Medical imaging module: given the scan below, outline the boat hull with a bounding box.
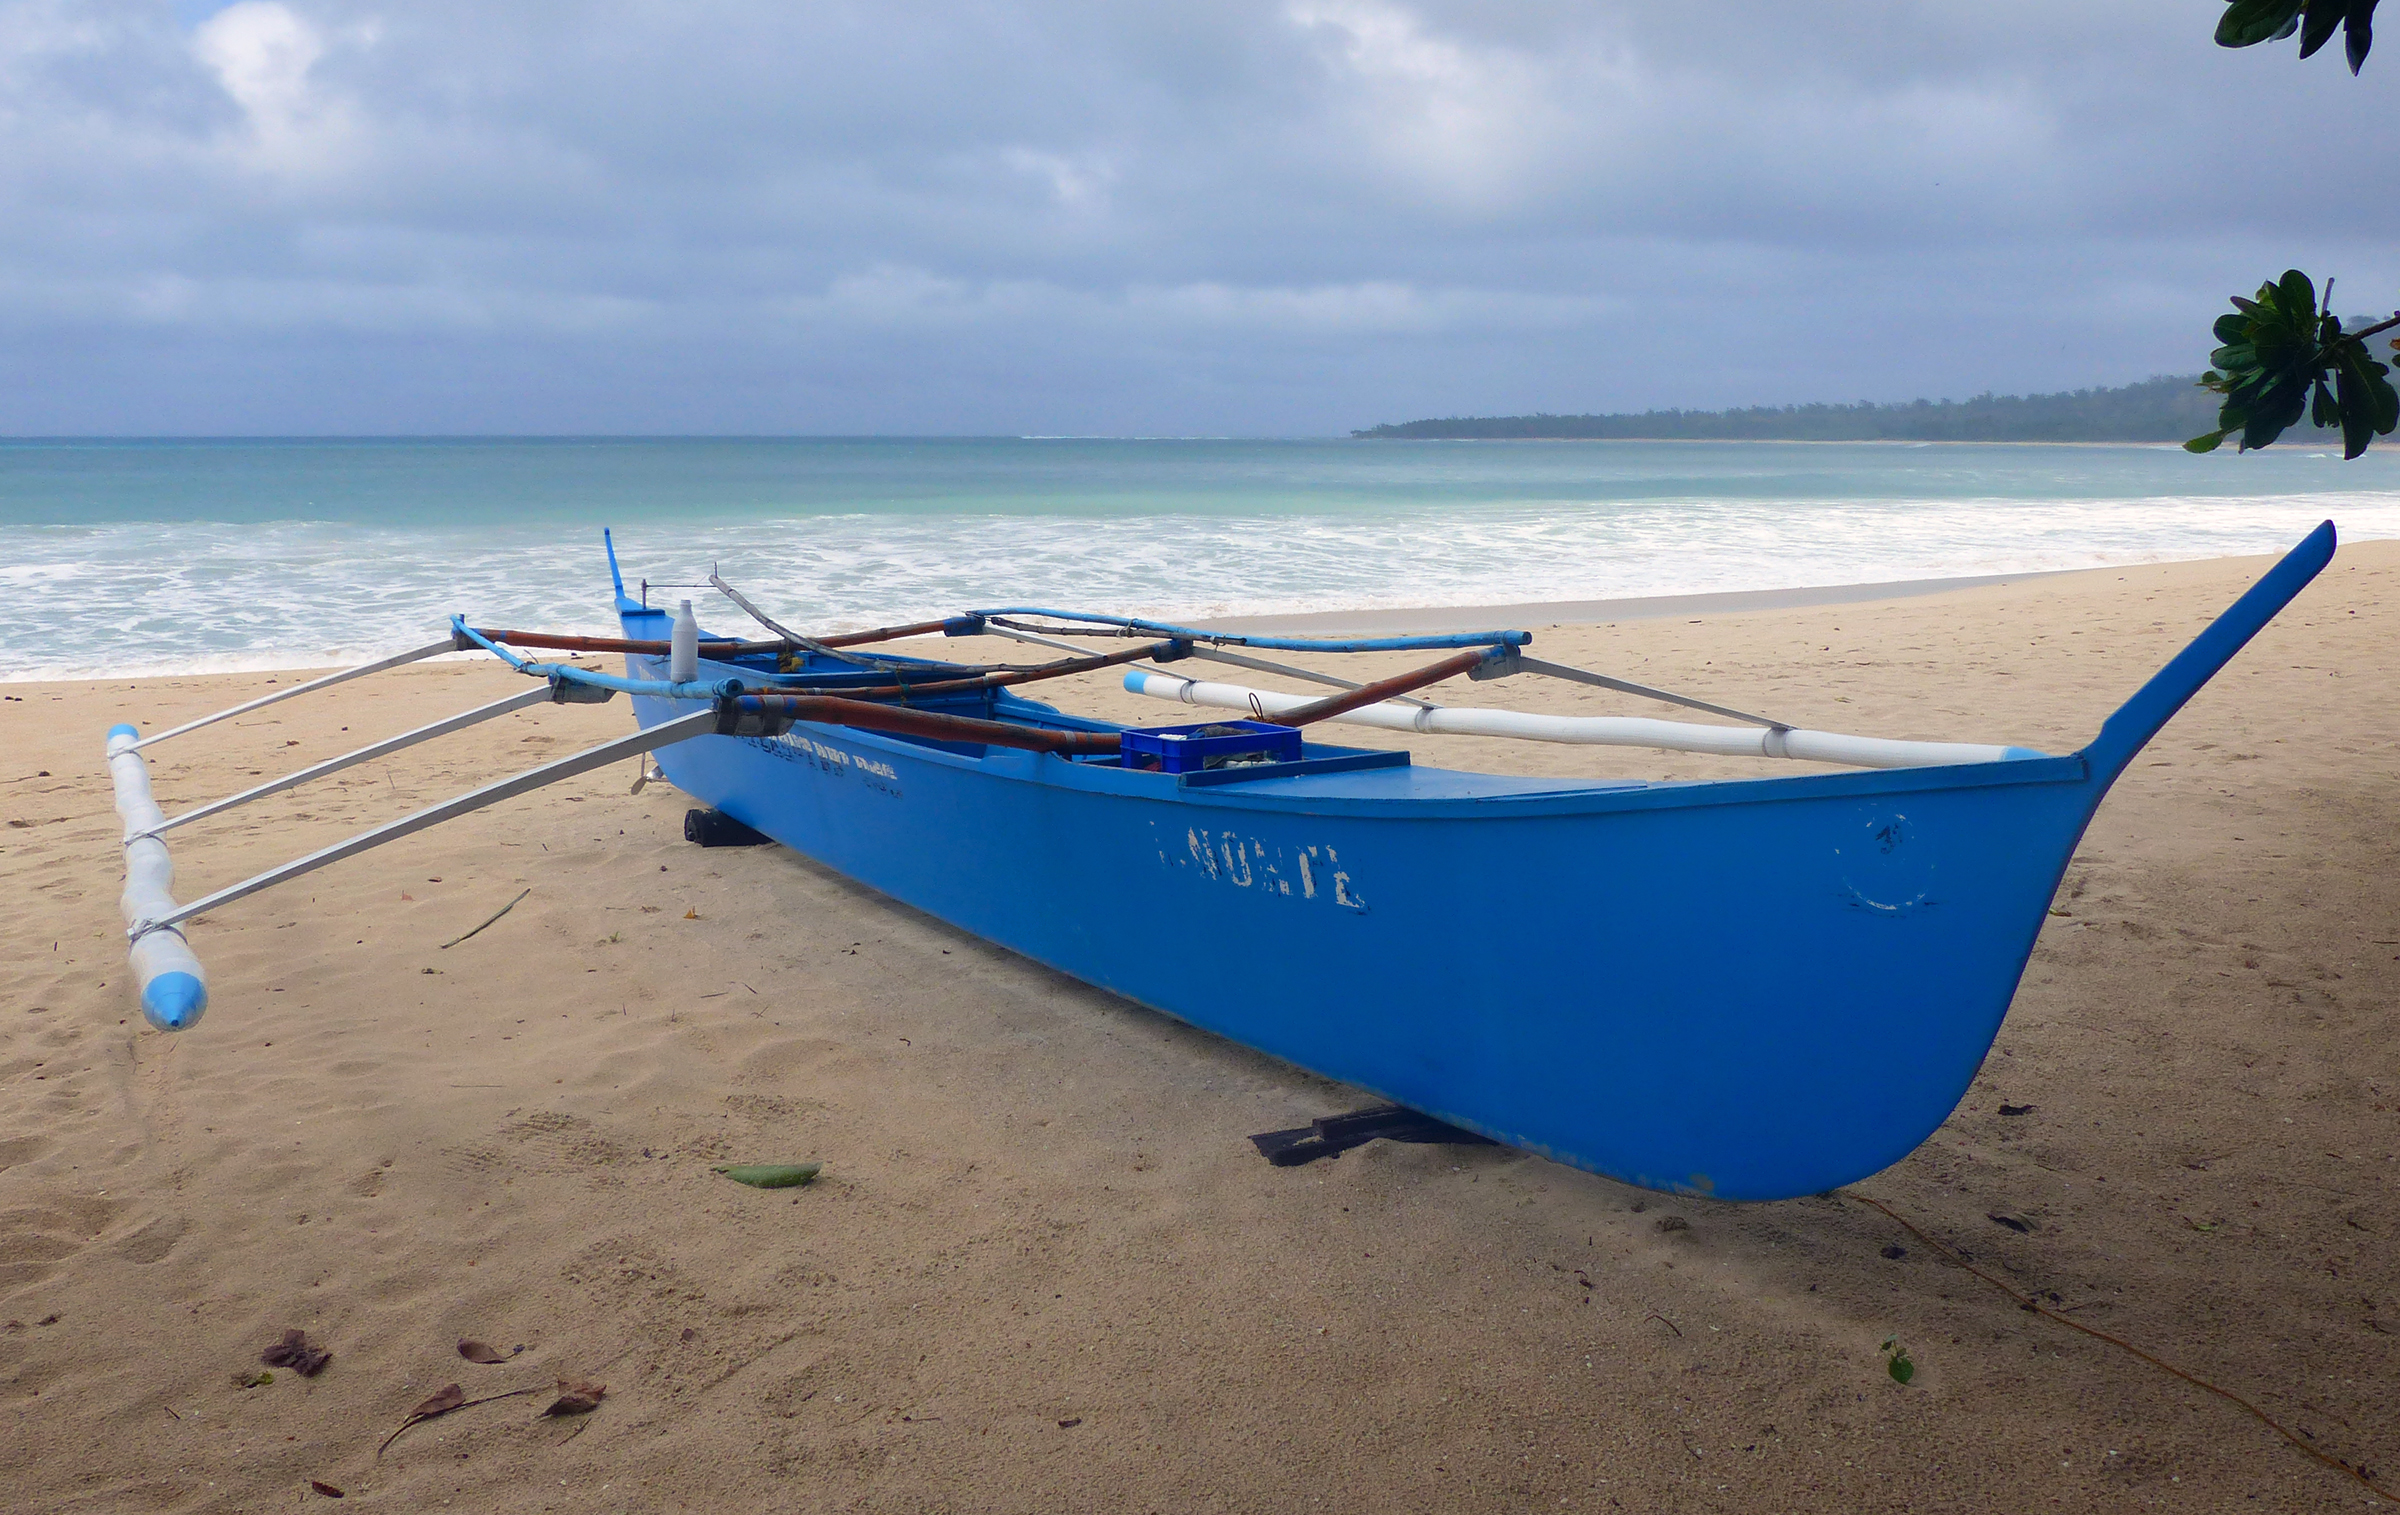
[628,679,2092,1200]
[614,521,2333,1201]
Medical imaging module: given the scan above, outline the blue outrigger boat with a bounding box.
[107,523,2337,1201]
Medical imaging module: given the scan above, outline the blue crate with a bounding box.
[1119,719,1303,774]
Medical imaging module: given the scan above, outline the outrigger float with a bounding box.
[107,522,2337,1200]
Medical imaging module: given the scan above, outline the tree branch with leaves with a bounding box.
[2216,0,2378,73]
[2187,273,2399,458]
[2193,0,2394,457]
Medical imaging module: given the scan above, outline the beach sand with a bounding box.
[3,542,2395,1512]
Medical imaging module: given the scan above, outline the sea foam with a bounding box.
[6,438,2396,681]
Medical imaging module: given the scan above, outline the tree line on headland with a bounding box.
[1361,4,2400,455]
[1351,374,2340,444]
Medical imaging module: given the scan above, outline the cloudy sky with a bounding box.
[3,1,2393,435]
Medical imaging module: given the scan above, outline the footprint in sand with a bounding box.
[0,1194,130,1294]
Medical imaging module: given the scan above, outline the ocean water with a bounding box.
[5,436,2397,681]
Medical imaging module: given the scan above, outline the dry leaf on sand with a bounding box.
[410,1384,466,1418]
[713,1162,821,1189]
[261,1328,331,1377]
[542,1377,607,1416]
[457,1339,508,1364]
[379,1382,489,1456]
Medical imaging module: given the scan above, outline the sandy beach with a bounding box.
[4,541,2396,1512]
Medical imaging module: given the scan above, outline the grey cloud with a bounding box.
[1,0,2392,433]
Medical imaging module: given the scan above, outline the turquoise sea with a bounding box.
[5,437,2397,681]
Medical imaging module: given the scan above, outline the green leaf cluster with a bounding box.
[2216,0,2378,73]
[2187,271,2400,459]
[1879,1336,1916,1385]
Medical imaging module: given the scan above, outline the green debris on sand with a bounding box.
[1881,1337,1917,1385]
[713,1163,823,1189]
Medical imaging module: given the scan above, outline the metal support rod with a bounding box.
[127,638,458,751]
[1183,645,1436,709]
[985,619,1147,640]
[977,620,1434,709]
[974,608,1531,655]
[128,711,719,941]
[137,685,558,841]
[975,621,1199,691]
[706,572,805,643]
[826,639,1186,702]
[1498,652,1791,730]
[476,628,782,657]
[1126,671,2035,769]
[976,621,1121,658]
[706,573,888,670]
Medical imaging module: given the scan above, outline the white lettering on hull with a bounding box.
[1160,823,1365,912]
[749,733,904,797]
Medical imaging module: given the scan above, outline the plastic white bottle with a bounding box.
[670,599,699,683]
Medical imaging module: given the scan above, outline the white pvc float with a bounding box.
[101,629,716,1035]
[122,710,718,979]
[106,724,209,1031]
[1123,671,2041,771]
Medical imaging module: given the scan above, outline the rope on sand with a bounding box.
[1844,1189,2396,1505]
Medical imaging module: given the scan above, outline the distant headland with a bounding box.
[1353,374,2230,443]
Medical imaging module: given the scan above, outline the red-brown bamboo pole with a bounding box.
[1261,648,1493,728]
[815,618,969,648]
[725,695,1120,755]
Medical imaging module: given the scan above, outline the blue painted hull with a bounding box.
[616,524,2336,1200]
